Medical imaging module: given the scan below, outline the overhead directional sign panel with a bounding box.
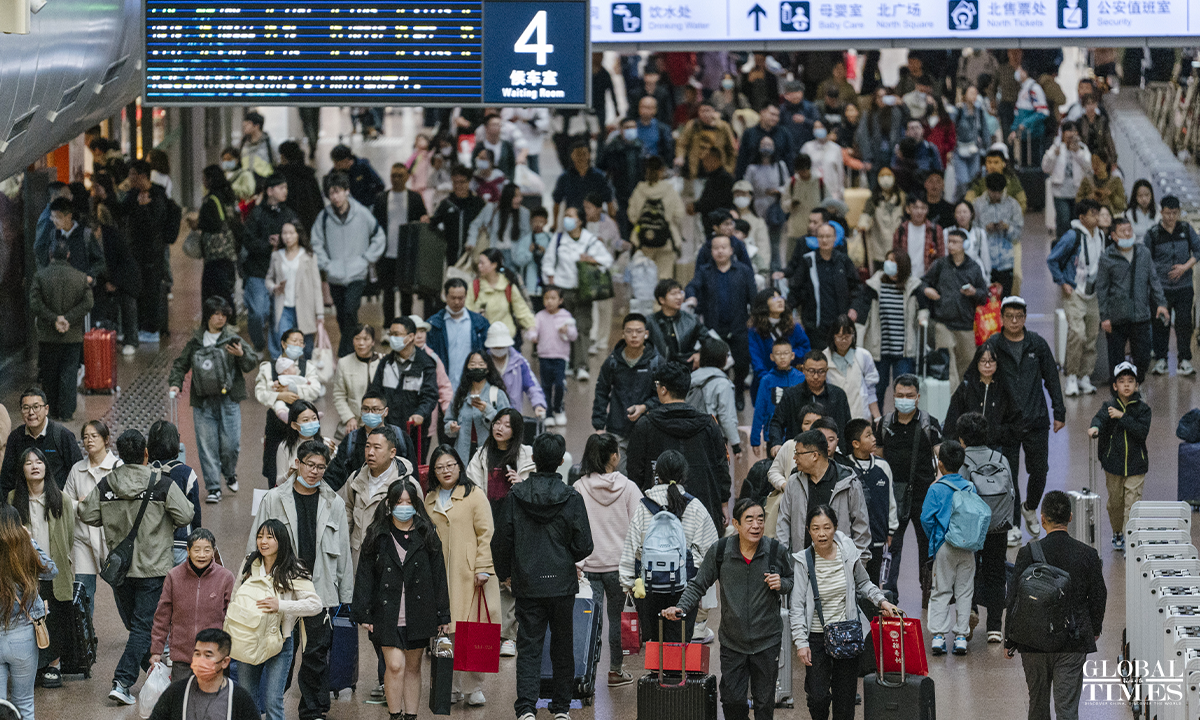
[145,0,589,106]
[590,0,1200,42]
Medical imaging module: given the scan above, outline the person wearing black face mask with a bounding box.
[444,352,512,464]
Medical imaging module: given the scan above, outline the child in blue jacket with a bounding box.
[920,440,979,657]
[751,338,804,450]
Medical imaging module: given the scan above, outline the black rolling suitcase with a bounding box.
[863,612,935,719]
[636,616,718,720]
[540,591,603,705]
[1012,127,1046,212]
[327,604,359,694]
[397,223,448,297]
[58,581,98,678]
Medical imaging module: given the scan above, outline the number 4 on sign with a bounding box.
[514,10,553,66]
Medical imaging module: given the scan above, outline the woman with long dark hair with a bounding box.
[188,164,241,317]
[467,184,531,270]
[273,400,332,487]
[445,352,511,462]
[748,288,811,401]
[265,221,323,359]
[424,445,502,705]
[857,249,921,403]
[8,448,73,690]
[618,449,719,643]
[234,519,321,720]
[464,408,533,503]
[353,481,451,720]
[1125,178,1158,243]
[0,503,55,720]
[64,420,118,617]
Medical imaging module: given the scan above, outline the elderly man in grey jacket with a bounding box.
[247,440,353,720]
[312,171,386,356]
[1095,216,1168,382]
[776,430,871,561]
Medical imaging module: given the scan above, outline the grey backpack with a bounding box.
[961,447,1014,533]
[190,343,234,398]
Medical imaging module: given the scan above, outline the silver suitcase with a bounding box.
[1066,437,1101,550]
[775,605,792,707]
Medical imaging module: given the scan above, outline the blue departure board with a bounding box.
[145,0,588,107]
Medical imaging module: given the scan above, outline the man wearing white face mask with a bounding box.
[800,121,845,201]
[369,316,440,454]
[1094,217,1168,383]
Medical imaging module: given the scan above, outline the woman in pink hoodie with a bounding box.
[575,433,643,688]
[149,528,235,681]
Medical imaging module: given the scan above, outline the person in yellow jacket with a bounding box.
[466,248,536,341]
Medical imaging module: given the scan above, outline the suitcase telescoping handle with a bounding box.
[657,613,687,688]
[1087,434,1096,494]
[875,610,908,689]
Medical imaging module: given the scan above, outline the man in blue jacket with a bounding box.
[920,440,979,657]
[686,234,757,411]
[425,278,489,393]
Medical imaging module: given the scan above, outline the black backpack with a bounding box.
[635,197,671,248]
[1006,540,1075,651]
[1177,408,1200,444]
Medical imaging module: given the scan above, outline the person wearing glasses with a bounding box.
[0,387,83,498]
[591,314,663,473]
[247,440,352,720]
[768,352,853,459]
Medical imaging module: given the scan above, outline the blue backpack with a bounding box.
[936,477,991,552]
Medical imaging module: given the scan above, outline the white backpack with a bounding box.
[225,572,286,665]
[639,496,695,594]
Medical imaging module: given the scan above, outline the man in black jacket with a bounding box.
[592,313,663,470]
[324,389,416,491]
[921,228,989,388]
[790,223,861,351]
[1006,491,1107,720]
[626,362,731,532]
[430,166,488,265]
[646,278,710,366]
[492,434,593,720]
[119,160,169,340]
[147,629,259,720]
[0,387,83,496]
[984,296,1066,545]
[769,351,852,456]
[368,317,439,454]
[242,174,301,353]
[372,163,430,326]
[690,146,735,219]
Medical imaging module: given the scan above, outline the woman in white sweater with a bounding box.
[330,324,382,441]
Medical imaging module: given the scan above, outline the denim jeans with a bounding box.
[1053,198,1075,242]
[0,623,37,720]
[112,576,165,688]
[952,153,981,200]
[193,397,242,493]
[539,358,567,414]
[268,305,315,361]
[244,276,272,352]
[585,571,626,673]
[329,280,366,357]
[238,635,295,720]
[874,355,915,405]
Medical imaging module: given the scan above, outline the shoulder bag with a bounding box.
[574,238,614,303]
[807,546,865,660]
[100,471,165,587]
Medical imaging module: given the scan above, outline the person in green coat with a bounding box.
[29,240,94,422]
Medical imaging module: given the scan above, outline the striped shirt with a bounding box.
[878,281,907,357]
[811,545,848,634]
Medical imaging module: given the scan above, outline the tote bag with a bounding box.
[453,587,501,673]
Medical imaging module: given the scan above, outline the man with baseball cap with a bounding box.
[984,296,1065,546]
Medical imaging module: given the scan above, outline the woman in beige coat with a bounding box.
[265,221,324,358]
[627,157,685,279]
[330,324,382,441]
[423,445,502,707]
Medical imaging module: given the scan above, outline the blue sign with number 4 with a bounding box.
[483,1,589,106]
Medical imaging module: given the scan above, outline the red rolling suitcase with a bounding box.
[83,328,117,394]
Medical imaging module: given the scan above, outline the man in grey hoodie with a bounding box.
[311,171,386,356]
[80,429,194,706]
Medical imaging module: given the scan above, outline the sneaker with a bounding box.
[1113,533,1125,551]
[138,330,160,344]
[226,478,239,493]
[953,635,968,655]
[500,639,517,657]
[1007,526,1023,547]
[1153,358,1169,375]
[518,714,536,720]
[543,415,557,428]
[122,344,136,356]
[1078,375,1097,394]
[1181,360,1196,376]
[987,631,1003,643]
[588,342,600,356]
[1022,505,1042,538]
[576,368,590,381]
[967,610,979,641]
[554,713,571,720]
[735,393,745,412]
[466,690,486,706]
[692,627,715,644]
[40,666,62,688]
[366,684,386,705]
[206,490,222,504]
[109,682,136,705]
[931,635,946,656]
[554,412,567,426]
[1063,374,1079,397]
[450,691,463,705]
[607,670,634,687]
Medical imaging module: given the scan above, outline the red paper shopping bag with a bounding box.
[453,588,501,673]
[974,284,1003,345]
[870,615,929,676]
[620,597,640,655]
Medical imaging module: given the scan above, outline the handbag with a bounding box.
[870,613,929,676]
[620,595,640,655]
[24,610,49,649]
[313,321,336,385]
[974,284,1003,345]
[445,250,475,286]
[452,587,501,673]
[765,162,789,227]
[807,547,865,660]
[100,471,165,587]
[575,236,614,302]
[428,633,454,716]
[182,230,203,260]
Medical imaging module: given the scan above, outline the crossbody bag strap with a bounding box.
[806,546,825,628]
[127,470,164,541]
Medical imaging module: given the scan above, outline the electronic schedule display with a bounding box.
[145,0,589,106]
